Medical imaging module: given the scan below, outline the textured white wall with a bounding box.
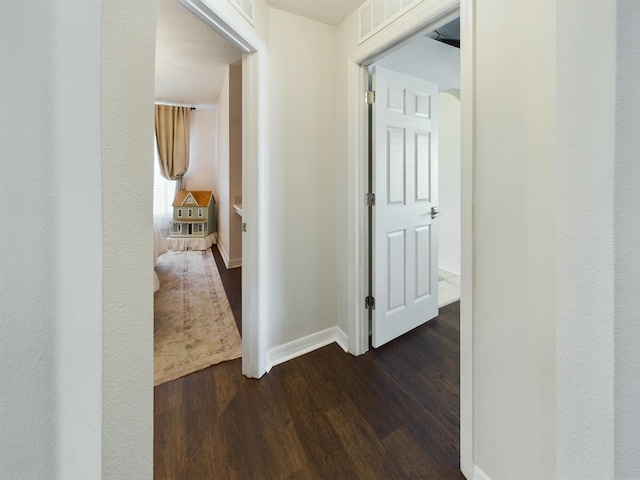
[613,2,640,476]
[557,1,640,478]
[473,1,557,478]
[0,2,103,478]
[1,1,157,478]
[265,9,339,347]
[102,1,157,478]
[556,3,614,477]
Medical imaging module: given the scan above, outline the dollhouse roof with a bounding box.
[172,190,213,207]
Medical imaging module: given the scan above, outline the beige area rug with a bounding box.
[154,249,242,386]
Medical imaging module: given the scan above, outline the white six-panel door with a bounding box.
[371,66,439,348]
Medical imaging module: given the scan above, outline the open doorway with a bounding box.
[365,20,461,347]
[345,4,473,476]
[152,0,245,386]
[152,0,268,381]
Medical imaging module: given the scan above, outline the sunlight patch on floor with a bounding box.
[438,268,460,307]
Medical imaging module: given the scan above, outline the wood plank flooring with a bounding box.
[211,245,242,335]
[155,293,463,479]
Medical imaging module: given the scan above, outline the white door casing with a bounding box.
[372,66,439,348]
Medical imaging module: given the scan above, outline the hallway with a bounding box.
[154,302,463,479]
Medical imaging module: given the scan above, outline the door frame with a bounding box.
[176,0,268,378]
[345,0,474,476]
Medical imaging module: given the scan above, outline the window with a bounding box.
[198,209,203,217]
[188,209,193,217]
[153,138,175,236]
[178,209,182,217]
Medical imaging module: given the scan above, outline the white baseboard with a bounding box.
[217,240,230,266]
[217,240,242,269]
[334,327,348,352]
[473,466,491,480]
[266,326,349,372]
[439,261,460,277]
[227,257,242,269]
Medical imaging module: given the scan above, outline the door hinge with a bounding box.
[364,192,375,206]
[242,222,247,232]
[364,90,376,104]
[365,296,376,309]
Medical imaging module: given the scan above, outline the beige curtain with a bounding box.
[154,105,191,191]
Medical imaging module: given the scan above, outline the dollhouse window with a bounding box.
[177,209,182,217]
[198,209,203,217]
[188,209,193,217]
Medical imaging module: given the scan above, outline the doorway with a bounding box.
[366,24,461,348]
[345,3,474,477]
[168,0,267,378]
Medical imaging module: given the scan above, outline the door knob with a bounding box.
[431,206,441,219]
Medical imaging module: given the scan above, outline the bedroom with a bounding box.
[152,0,245,381]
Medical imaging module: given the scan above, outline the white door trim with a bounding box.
[345,0,474,477]
[176,0,268,378]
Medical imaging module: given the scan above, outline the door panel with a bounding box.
[372,66,439,348]
[387,229,406,312]
[387,127,406,204]
[415,131,432,201]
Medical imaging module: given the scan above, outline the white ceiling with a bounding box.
[265,0,365,26]
[155,0,365,104]
[155,0,243,105]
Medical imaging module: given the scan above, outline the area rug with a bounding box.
[154,249,242,386]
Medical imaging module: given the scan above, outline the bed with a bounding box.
[153,226,168,292]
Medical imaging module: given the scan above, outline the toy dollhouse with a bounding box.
[169,190,217,239]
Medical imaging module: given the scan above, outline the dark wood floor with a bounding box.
[211,245,242,335]
[154,297,463,479]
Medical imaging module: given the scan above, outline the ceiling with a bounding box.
[155,0,457,105]
[155,0,365,105]
[155,0,243,104]
[265,0,365,26]
[427,17,460,48]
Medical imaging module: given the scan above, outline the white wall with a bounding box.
[217,67,231,259]
[1,1,156,479]
[265,9,339,348]
[375,36,460,92]
[215,65,243,267]
[0,2,103,478]
[102,1,157,479]
[556,1,640,478]
[613,2,640,476]
[438,91,461,275]
[184,107,218,192]
[472,1,557,478]
[229,65,243,265]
